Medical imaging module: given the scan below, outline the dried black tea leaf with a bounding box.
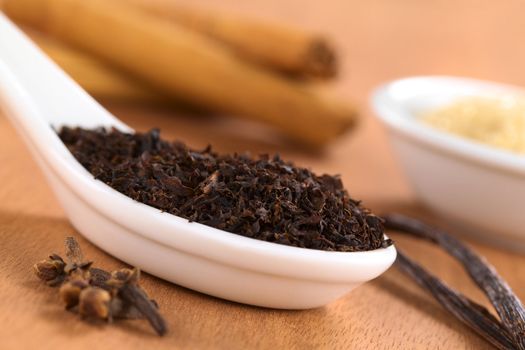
[58,127,392,252]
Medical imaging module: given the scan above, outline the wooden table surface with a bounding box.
[2,1,525,349]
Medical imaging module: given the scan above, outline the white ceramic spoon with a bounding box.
[0,14,396,309]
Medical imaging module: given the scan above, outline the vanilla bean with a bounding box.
[384,213,525,350]
[396,250,516,349]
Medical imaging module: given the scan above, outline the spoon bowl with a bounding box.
[0,14,396,309]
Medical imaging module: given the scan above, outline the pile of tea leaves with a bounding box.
[59,127,392,252]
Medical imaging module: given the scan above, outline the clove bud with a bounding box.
[33,254,66,286]
[78,287,112,320]
[59,278,89,309]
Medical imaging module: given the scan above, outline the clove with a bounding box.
[33,236,167,336]
[108,268,167,336]
[33,254,66,286]
[78,287,112,320]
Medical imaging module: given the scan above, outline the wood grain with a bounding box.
[1,0,525,349]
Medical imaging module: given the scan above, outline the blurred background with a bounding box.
[2,2,525,348]
[3,0,525,206]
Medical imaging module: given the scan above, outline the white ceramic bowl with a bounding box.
[372,76,525,252]
[0,14,396,309]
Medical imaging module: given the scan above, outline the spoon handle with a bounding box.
[0,13,127,130]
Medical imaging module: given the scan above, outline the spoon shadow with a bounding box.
[0,209,331,343]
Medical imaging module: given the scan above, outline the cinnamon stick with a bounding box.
[117,0,337,79]
[27,31,164,104]
[3,0,357,147]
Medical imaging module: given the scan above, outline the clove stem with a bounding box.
[65,236,84,265]
[118,283,167,336]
